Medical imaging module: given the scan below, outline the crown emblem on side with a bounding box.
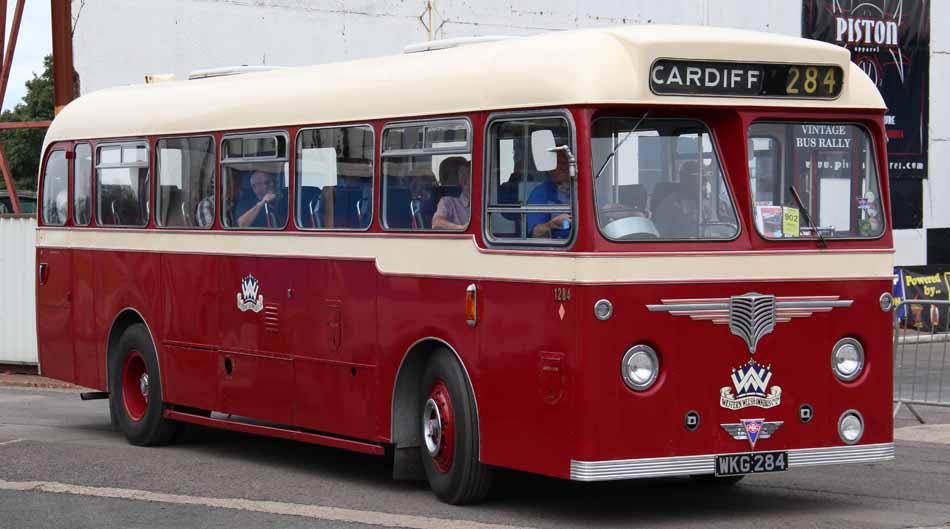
[647,293,852,354]
[237,274,264,313]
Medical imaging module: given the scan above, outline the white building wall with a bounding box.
[70,0,800,93]
[921,0,950,263]
[0,217,37,364]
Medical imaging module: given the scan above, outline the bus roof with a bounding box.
[45,25,883,146]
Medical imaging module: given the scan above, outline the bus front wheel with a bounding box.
[419,350,492,504]
[108,323,177,446]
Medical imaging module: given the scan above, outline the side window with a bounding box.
[296,125,373,230]
[156,136,215,229]
[486,116,573,243]
[41,150,68,226]
[221,133,289,230]
[381,120,471,231]
[73,144,92,226]
[96,142,150,227]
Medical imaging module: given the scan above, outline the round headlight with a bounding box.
[838,410,864,444]
[594,299,613,321]
[879,292,894,312]
[622,345,659,391]
[832,338,864,382]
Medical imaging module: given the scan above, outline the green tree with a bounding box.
[0,54,54,193]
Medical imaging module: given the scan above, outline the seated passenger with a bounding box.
[236,171,286,228]
[196,197,214,228]
[652,160,701,238]
[433,158,471,230]
[527,151,572,239]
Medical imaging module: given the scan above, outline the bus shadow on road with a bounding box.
[486,469,842,524]
[169,425,842,521]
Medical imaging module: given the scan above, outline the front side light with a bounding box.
[594,299,613,321]
[838,410,864,444]
[832,337,864,382]
[622,345,659,391]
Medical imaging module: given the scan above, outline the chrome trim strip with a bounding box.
[569,442,894,481]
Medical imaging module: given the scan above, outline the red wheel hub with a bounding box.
[424,380,455,473]
[121,350,149,422]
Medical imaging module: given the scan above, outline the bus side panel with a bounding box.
[377,274,478,445]
[160,253,219,409]
[36,247,75,383]
[71,249,101,390]
[216,255,295,425]
[293,259,378,441]
[476,279,576,479]
[94,251,164,391]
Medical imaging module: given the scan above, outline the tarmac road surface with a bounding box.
[1,385,949,529]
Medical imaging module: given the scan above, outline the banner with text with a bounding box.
[802,0,930,179]
[894,266,950,331]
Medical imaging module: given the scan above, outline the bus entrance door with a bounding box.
[36,248,74,381]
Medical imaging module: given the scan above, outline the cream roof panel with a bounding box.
[44,25,885,147]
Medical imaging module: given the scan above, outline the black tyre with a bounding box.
[108,323,177,446]
[420,350,492,504]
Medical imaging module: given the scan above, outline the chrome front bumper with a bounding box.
[570,442,895,481]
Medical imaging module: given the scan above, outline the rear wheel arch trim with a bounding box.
[106,307,163,399]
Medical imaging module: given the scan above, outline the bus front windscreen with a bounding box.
[591,118,739,241]
[748,122,884,239]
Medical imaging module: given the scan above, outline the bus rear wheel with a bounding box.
[419,350,492,504]
[108,323,177,446]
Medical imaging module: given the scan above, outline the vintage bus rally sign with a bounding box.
[650,59,843,98]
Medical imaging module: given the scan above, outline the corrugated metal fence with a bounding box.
[0,216,36,364]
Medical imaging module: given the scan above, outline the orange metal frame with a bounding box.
[0,0,73,214]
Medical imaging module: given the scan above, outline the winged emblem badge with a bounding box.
[647,292,852,354]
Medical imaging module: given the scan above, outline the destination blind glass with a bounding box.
[650,60,843,99]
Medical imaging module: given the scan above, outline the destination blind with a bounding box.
[650,59,844,99]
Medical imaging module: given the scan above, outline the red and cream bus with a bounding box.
[36,26,895,504]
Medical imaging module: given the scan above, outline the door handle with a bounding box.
[38,263,48,285]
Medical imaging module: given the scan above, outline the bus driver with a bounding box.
[237,171,285,228]
[527,150,572,239]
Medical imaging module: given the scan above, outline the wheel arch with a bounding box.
[106,307,161,395]
[390,337,480,453]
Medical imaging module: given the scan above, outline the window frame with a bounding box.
[746,120,886,242]
[482,109,577,248]
[40,148,69,226]
[590,116,741,243]
[219,130,291,231]
[95,139,150,228]
[154,134,216,230]
[293,123,375,232]
[380,117,474,232]
[72,143,93,226]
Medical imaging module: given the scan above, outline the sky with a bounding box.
[2,0,51,112]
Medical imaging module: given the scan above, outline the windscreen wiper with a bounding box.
[789,185,826,248]
[595,111,650,179]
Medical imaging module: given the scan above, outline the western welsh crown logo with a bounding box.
[720,359,782,410]
[237,274,264,313]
